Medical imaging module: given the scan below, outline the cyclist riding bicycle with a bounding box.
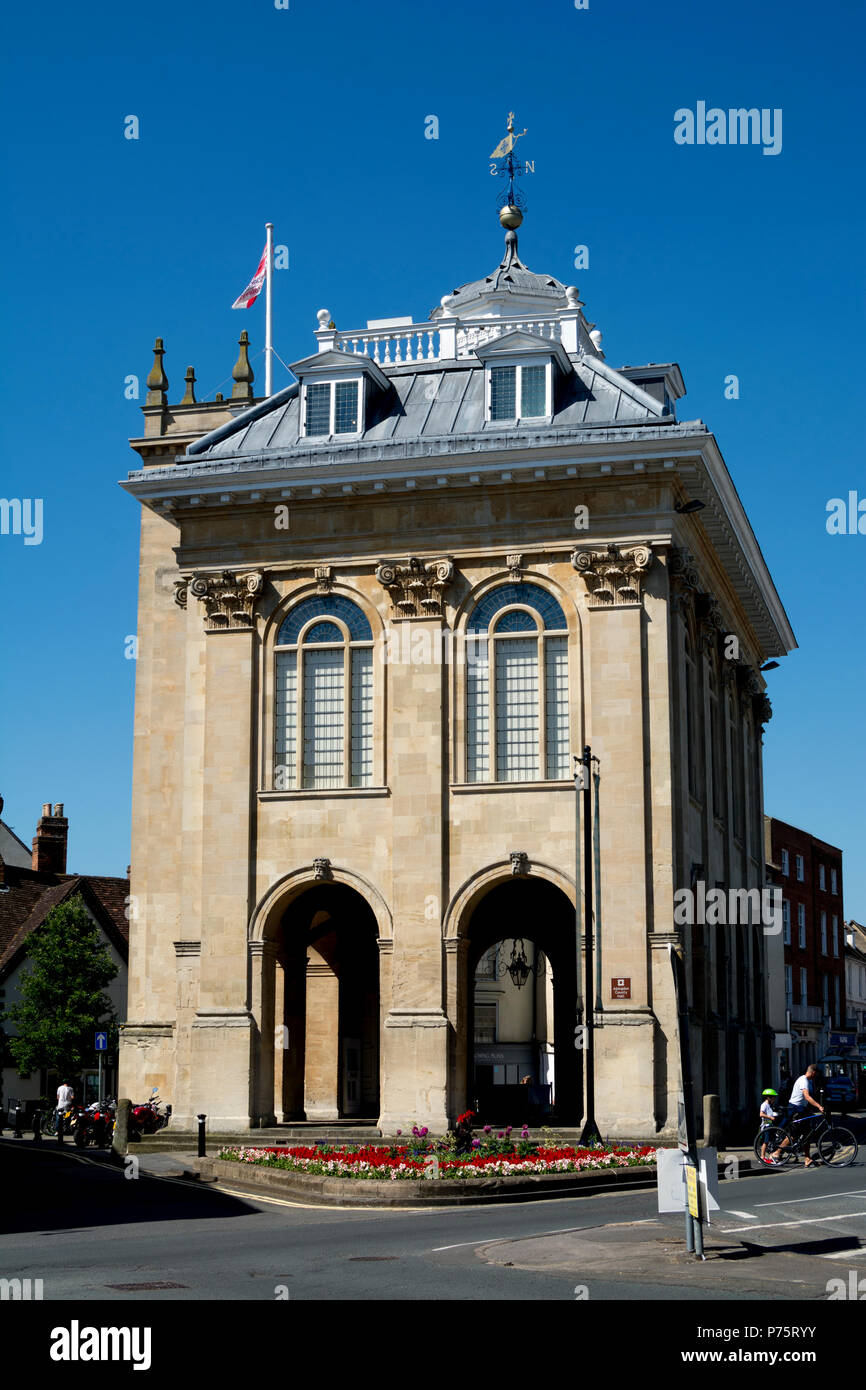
[771,1063,823,1167]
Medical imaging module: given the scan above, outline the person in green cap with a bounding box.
[758,1087,780,1164]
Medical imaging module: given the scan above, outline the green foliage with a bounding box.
[2,895,118,1079]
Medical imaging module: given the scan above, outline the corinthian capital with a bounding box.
[189,570,264,630]
[571,543,652,607]
[375,556,455,618]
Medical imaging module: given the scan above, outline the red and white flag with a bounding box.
[231,245,268,309]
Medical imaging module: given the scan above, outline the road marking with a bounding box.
[211,1183,411,1212]
[720,1211,866,1234]
[723,1210,757,1219]
[431,1218,659,1253]
[755,1188,866,1208]
[819,1248,866,1260]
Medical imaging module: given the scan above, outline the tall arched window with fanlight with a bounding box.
[274,595,373,790]
[465,583,570,783]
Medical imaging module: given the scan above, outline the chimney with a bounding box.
[32,801,68,874]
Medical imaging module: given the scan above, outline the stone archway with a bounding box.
[277,883,380,1121]
[249,872,387,1126]
[448,872,581,1125]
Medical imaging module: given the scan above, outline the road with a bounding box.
[2,1132,865,1302]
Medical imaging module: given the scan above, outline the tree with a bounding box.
[2,894,118,1080]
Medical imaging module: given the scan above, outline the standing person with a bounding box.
[56,1080,74,1137]
[772,1063,824,1167]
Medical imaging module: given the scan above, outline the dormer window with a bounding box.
[489,363,548,420]
[304,379,361,437]
[474,329,570,426]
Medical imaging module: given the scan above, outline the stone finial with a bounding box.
[375,556,455,618]
[146,337,169,406]
[572,543,653,607]
[181,365,197,405]
[232,330,255,401]
[215,392,224,402]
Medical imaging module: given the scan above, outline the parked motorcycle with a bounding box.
[129,1088,172,1141]
[74,1099,116,1148]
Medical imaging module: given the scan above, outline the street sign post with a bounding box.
[668,944,705,1259]
[95,1031,108,1104]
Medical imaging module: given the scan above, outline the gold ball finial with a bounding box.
[499,205,523,230]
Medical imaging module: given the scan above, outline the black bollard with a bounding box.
[197,1114,207,1158]
[13,1106,23,1139]
[32,1110,42,1144]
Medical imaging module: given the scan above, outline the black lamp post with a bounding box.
[575,745,601,1145]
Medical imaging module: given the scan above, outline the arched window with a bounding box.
[465,583,570,783]
[274,595,373,790]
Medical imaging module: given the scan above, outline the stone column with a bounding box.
[188,571,263,1132]
[250,940,278,1127]
[444,937,470,1121]
[304,947,340,1120]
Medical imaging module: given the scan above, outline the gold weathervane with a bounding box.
[490,111,527,160]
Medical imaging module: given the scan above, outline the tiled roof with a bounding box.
[0,868,130,976]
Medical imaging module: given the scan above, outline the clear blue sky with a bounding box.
[1,0,864,915]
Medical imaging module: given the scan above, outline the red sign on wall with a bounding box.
[611,977,631,999]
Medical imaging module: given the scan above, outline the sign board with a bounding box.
[829,1031,856,1049]
[774,1032,792,1048]
[94,1032,108,1052]
[685,1164,700,1219]
[656,1148,719,1216]
[611,977,631,999]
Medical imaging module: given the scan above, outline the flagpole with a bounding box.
[265,222,274,397]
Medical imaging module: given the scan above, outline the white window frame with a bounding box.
[800,967,808,1005]
[781,848,790,876]
[819,864,826,891]
[795,853,804,882]
[301,377,363,439]
[782,899,791,945]
[832,915,839,957]
[797,902,806,948]
[820,911,828,955]
[831,867,838,895]
[784,964,793,1005]
[273,614,374,790]
[485,358,552,423]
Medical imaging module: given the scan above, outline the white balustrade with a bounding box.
[333,315,568,365]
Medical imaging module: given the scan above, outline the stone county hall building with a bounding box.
[119,218,796,1139]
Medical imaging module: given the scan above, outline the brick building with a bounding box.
[765,815,845,1072]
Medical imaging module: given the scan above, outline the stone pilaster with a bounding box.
[378,614,449,1134]
[189,616,259,1131]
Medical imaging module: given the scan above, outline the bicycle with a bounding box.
[754,1110,858,1168]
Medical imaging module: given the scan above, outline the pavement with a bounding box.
[2,1121,864,1300]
